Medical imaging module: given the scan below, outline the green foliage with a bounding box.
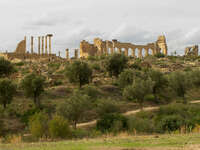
[123,78,154,108]
[118,69,134,88]
[48,115,71,139]
[148,70,168,103]
[90,62,101,72]
[52,80,63,86]
[0,79,16,108]
[96,99,120,117]
[65,61,92,88]
[21,73,45,108]
[187,70,200,87]
[20,107,40,125]
[105,54,128,78]
[29,112,48,139]
[14,61,25,66]
[127,116,154,133]
[154,53,165,58]
[168,71,191,103]
[0,57,15,77]
[96,113,128,133]
[57,91,91,129]
[82,85,100,100]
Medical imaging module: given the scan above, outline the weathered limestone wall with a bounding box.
[156,35,168,55]
[79,35,167,58]
[15,37,26,54]
[80,40,98,58]
[185,45,199,56]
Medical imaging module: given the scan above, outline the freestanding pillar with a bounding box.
[38,36,41,55]
[31,36,34,54]
[75,49,78,59]
[125,48,128,56]
[66,49,69,59]
[58,51,61,57]
[49,36,51,55]
[45,36,48,55]
[41,36,44,55]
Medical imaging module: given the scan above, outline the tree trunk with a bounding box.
[3,102,6,109]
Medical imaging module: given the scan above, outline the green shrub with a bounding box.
[20,108,41,125]
[118,69,134,88]
[128,116,154,133]
[96,113,128,133]
[154,53,165,58]
[48,116,71,139]
[15,61,25,66]
[91,63,101,71]
[82,85,100,100]
[53,80,63,86]
[28,112,48,139]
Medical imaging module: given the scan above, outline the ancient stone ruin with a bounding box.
[2,34,62,61]
[79,35,168,58]
[185,45,199,56]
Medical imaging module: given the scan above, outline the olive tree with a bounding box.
[0,79,16,108]
[123,78,154,109]
[0,57,15,77]
[21,73,45,108]
[105,54,128,78]
[57,90,91,129]
[65,61,92,88]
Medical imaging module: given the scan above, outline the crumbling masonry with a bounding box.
[79,35,168,58]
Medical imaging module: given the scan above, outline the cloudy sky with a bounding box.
[0,0,200,57]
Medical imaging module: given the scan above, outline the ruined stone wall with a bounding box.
[15,37,26,54]
[185,45,199,56]
[80,40,98,58]
[79,35,168,58]
[156,35,168,55]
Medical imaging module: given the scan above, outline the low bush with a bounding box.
[48,116,71,139]
[28,112,48,139]
[96,113,128,133]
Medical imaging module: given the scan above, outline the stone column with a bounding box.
[138,48,143,58]
[58,51,61,57]
[38,36,41,55]
[66,49,69,59]
[118,47,121,53]
[145,48,149,57]
[45,36,48,55]
[131,48,136,57]
[41,36,44,55]
[31,36,34,54]
[49,36,52,55]
[75,49,78,59]
[125,48,128,56]
[110,47,114,54]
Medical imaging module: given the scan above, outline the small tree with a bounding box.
[48,115,71,139]
[123,78,154,109]
[57,91,91,129]
[0,57,15,77]
[118,69,134,88]
[0,79,16,108]
[168,71,191,103]
[105,54,128,78]
[148,70,168,102]
[29,112,49,139]
[21,73,45,108]
[65,61,92,88]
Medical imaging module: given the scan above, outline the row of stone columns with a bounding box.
[65,49,79,59]
[30,34,53,55]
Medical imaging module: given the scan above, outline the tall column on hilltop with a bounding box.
[125,48,128,56]
[38,36,41,55]
[138,48,143,58]
[47,34,53,55]
[132,48,136,58]
[31,36,33,54]
[66,49,69,59]
[41,36,44,55]
[75,49,78,59]
[45,36,48,55]
[145,48,149,57]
